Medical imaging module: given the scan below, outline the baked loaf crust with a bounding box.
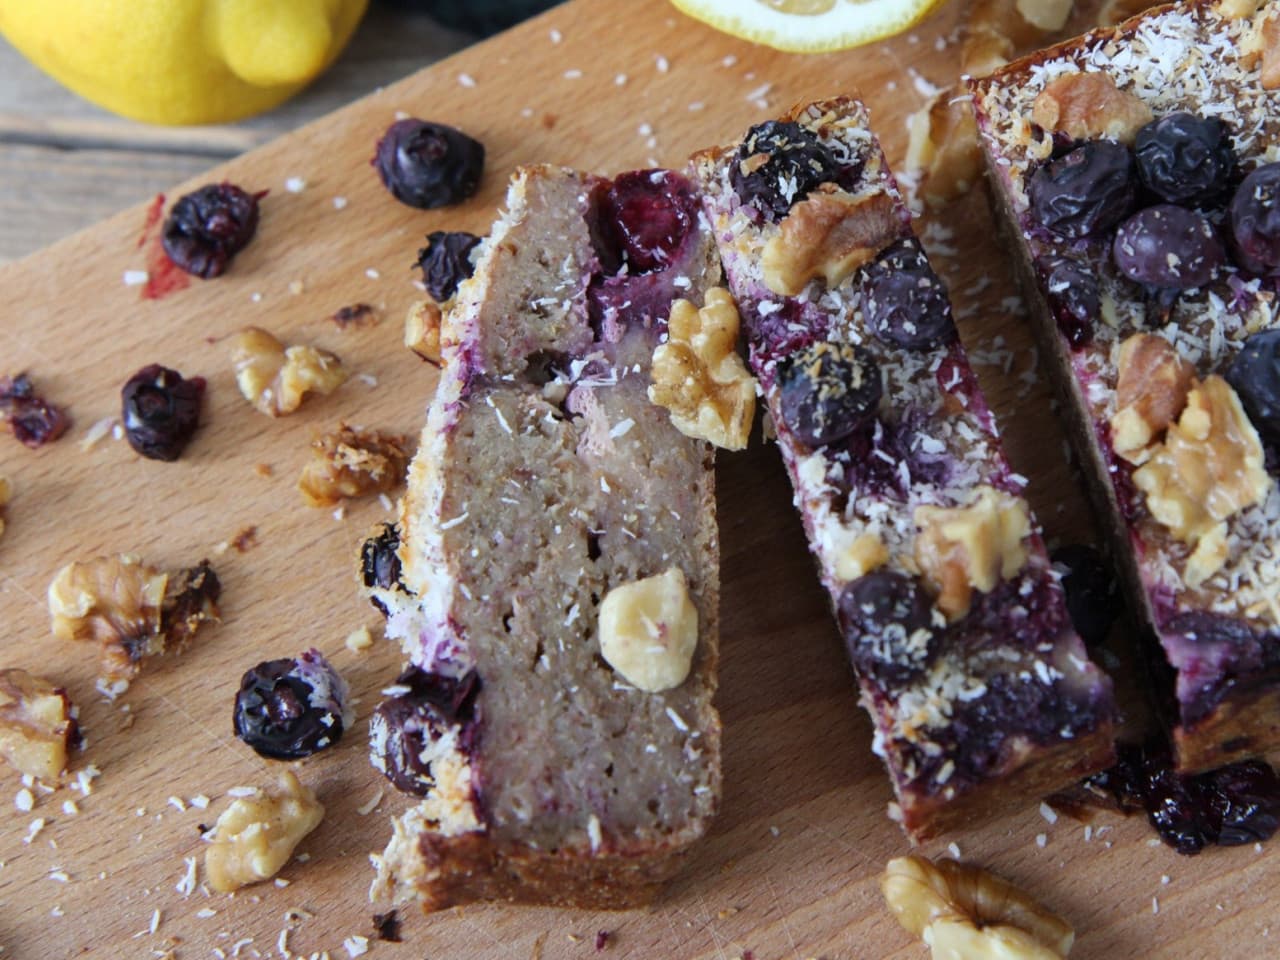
[366,164,723,909]
[691,97,1116,839]
[971,0,1280,772]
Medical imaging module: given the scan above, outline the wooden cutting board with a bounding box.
[1,1,1275,957]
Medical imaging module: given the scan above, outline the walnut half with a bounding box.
[298,423,412,508]
[649,288,756,450]
[0,668,77,782]
[231,326,348,417]
[205,771,324,893]
[1031,71,1153,144]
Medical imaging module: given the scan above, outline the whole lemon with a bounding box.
[0,0,370,126]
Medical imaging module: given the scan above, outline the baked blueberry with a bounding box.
[775,341,882,448]
[1134,112,1236,206]
[0,372,70,448]
[1037,256,1100,348]
[121,364,205,462]
[162,183,261,279]
[374,119,484,210]
[1206,760,1280,846]
[361,523,412,616]
[233,650,351,760]
[369,667,480,795]
[729,120,839,221]
[416,231,481,301]
[861,240,956,350]
[837,570,937,687]
[1112,204,1225,289]
[1225,330,1280,454]
[593,170,698,275]
[1229,162,1280,276]
[1027,140,1136,239]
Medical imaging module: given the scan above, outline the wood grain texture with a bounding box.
[0,1,1273,958]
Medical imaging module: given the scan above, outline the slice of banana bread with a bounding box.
[970,0,1280,773]
[691,97,1116,840]
[366,164,723,910]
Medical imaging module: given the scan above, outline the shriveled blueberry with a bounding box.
[1229,162,1280,275]
[776,341,882,448]
[860,240,956,350]
[593,169,698,275]
[837,570,937,687]
[729,120,839,220]
[0,372,70,448]
[233,650,351,760]
[361,523,412,616]
[162,183,261,279]
[1145,762,1214,854]
[1027,140,1136,239]
[373,119,484,209]
[1225,330,1280,453]
[369,667,480,795]
[1050,544,1119,648]
[416,231,481,301]
[1134,112,1236,206]
[1113,204,1225,289]
[1205,760,1280,846]
[1037,256,1100,348]
[121,364,205,462]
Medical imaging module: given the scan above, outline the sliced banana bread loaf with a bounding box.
[691,97,1117,839]
[366,164,723,909]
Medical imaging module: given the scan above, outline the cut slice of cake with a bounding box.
[365,163,723,909]
[691,97,1117,839]
[970,0,1280,773]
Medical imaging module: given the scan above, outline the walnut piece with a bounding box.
[1216,0,1263,20]
[598,567,698,693]
[1240,8,1280,88]
[882,856,1074,960]
[405,300,443,364]
[1100,0,1161,23]
[963,0,1056,76]
[0,668,77,782]
[48,555,220,694]
[1015,0,1072,31]
[298,423,412,508]
[834,530,890,581]
[205,771,324,893]
[761,189,901,296]
[230,326,348,417]
[0,473,9,540]
[1031,71,1153,144]
[906,92,985,209]
[914,486,1032,621]
[1133,375,1272,587]
[1110,333,1196,464]
[649,288,756,450]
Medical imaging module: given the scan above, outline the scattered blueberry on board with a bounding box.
[373,119,484,210]
[0,372,70,448]
[121,364,205,462]
[234,650,351,760]
[162,182,263,279]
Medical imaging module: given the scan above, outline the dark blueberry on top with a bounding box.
[1037,256,1100,348]
[373,118,484,210]
[121,364,205,462]
[775,341,882,449]
[860,240,956,351]
[162,183,261,279]
[729,120,839,221]
[1112,204,1225,289]
[1050,544,1119,649]
[1027,140,1136,240]
[369,666,480,795]
[592,169,698,275]
[0,372,70,448]
[1134,112,1236,207]
[1229,162,1280,276]
[1225,330,1280,455]
[416,231,481,301]
[837,570,938,687]
[233,650,351,760]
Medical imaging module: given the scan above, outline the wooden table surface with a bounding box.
[2,2,1278,958]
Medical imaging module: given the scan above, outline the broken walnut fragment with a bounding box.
[48,554,221,694]
[882,855,1074,960]
[298,423,412,507]
[405,300,443,364]
[205,770,324,893]
[762,189,901,296]
[649,288,756,450]
[1031,71,1153,144]
[1110,332,1196,465]
[598,567,699,693]
[231,326,348,417]
[1239,6,1280,89]
[0,668,77,782]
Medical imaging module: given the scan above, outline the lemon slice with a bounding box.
[669,0,945,53]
